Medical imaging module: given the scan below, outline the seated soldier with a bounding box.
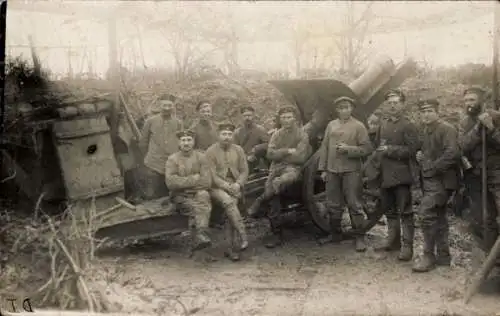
[165,130,213,251]
[248,105,311,248]
[206,122,249,258]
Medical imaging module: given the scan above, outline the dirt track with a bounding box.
[90,219,500,316]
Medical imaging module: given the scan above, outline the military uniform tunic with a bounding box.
[164,150,212,231]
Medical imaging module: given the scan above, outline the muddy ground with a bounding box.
[87,217,499,316]
[2,211,500,316]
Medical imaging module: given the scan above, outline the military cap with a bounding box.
[384,88,406,102]
[240,105,255,113]
[277,105,298,116]
[176,130,195,139]
[218,122,236,132]
[463,86,487,97]
[196,100,211,111]
[333,96,357,107]
[158,93,177,102]
[418,98,439,110]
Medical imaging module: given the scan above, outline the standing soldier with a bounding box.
[139,94,182,200]
[234,106,270,170]
[247,106,311,248]
[206,123,249,259]
[165,130,213,251]
[191,101,219,151]
[318,96,373,251]
[459,86,500,251]
[377,89,420,261]
[412,99,460,272]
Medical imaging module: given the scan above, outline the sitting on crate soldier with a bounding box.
[247,105,312,248]
[206,122,250,261]
[138,94,182,200]
[164,130,213,251]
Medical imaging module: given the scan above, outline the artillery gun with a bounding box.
[0,50,417,244]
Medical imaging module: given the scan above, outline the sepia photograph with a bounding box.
[1,0,500,315]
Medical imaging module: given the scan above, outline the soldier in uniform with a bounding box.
[206,122,249,257]
[376,89,420,261]
[234,106,270,171]
[165,130,213,251]
[412,99,460,272]
[191,101,219,151]
[247,105,311,248]
[318,96,373,251]
[459,86,500,251]
[139,94,182,200]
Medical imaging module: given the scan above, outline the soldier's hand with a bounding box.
[287,148,297,155]
[193,174,201,181]
[336,143,349,153]
[231,183,241,193]
[320,171,328,182]
[248,154,256,162]
[416,151,424,163]
[478,112,494,130]
[377,145,388,152]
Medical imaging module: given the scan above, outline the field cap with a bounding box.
[418,98,439,111]
[176,130,195,139]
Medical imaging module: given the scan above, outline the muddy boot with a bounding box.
[412,226,436,273]
[192,228,212,251]
[380,217,401,251]
[435,226,451,266]
[226,203,249,251]
[351,214,367,252]
[398,216,414,261]
[318,215,343,245]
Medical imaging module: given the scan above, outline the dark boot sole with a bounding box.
[192,241,212,252]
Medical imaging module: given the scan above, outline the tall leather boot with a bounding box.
[380,216,401,251]
[248,187,274,218]
[192,212,212,251]
[351,214,367,252]
[398,215,414,261]
[435,214,451,266]
[412,225,436,273]
[318,214,343,245]
[265,197,283,248]
[226,203,249,250]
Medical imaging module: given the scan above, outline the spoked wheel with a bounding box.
[302,151,384,237]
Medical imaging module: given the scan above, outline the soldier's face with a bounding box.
[279,112,296,128]
[219,130,234,145]
[242,110,254,124]
[386,95,404,116]
[464,93,481,115]
[199,104,212,120]
[367,115,379,132]
[420,107,438,125]
[160,100,174,116]
[336,101,353,120]
[179,136,195,151]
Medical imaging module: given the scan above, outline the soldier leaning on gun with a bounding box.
[139,94,182,200]
[318,96,373,252]
[165,130,213,251]
[376,89,420,262]
[206,122,249,260]
[247,105,311,248]
[459,86,500,251]
[412,99,460,273]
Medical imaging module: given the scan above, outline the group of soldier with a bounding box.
[137,85,499,273]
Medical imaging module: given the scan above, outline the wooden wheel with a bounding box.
[302,151,384,236]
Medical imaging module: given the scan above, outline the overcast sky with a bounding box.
[7,1,495,77]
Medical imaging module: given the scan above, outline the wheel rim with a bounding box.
[303,151,384,235]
